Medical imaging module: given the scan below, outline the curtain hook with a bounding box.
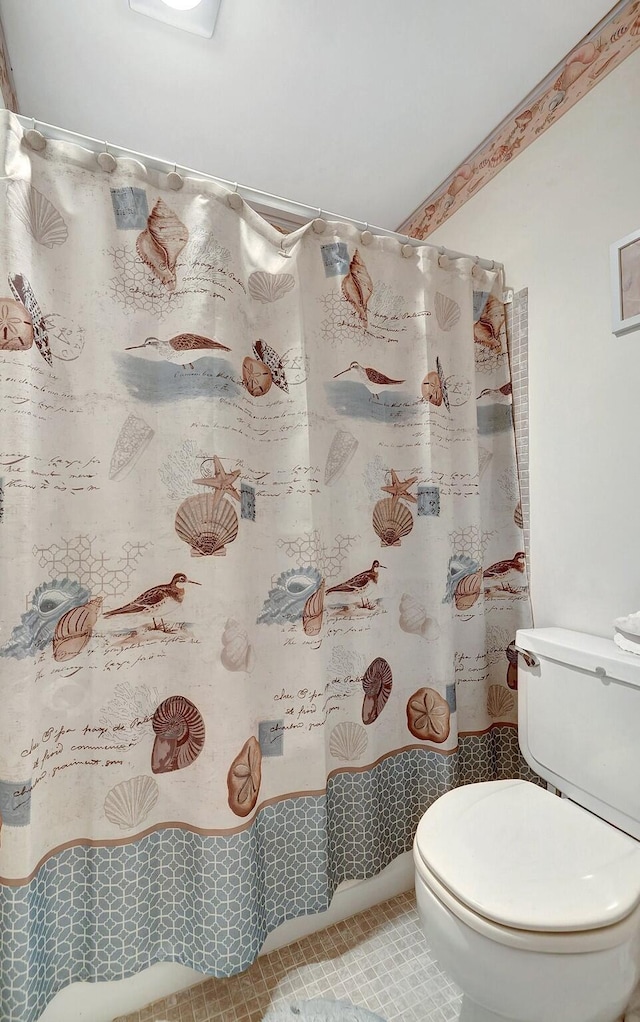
[438,245,448,268]
[280,235,293,258]
[312,208,326,234]
[97,140,117,173]
[361,221,373,246]
[227,182,243,210]
[167,162,184,191]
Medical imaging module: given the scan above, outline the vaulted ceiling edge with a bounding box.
[399,0,640,238]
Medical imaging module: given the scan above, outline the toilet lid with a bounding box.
[415,779,640,932]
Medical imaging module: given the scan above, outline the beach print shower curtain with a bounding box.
[0,109,532,1021]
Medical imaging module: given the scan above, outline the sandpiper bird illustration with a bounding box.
[104,572,200,632]
[326,560,386,609]
[477,382,512,400]
[333,361,405,399]
[126,333,231,368]
[483,552,526,579]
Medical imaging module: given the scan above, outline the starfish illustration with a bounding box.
[381,469,418,503]
[193,456,242,502]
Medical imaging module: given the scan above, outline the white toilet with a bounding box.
[413,627,640,1022]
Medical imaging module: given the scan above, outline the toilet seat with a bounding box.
[414,779,640,952]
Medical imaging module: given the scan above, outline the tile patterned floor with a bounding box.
[113,891,462,1022]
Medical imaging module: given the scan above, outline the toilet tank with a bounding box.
[516,627,640,841]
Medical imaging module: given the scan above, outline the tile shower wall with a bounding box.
[506,288,530,570]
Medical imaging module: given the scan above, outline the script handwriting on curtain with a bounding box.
[0,110,532,1022]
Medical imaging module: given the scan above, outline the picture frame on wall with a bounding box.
[611,228,640,336]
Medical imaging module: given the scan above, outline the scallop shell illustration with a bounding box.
[454,569,482,611]
[398,593,440,640]
[421,370,442,406]
[487,685,515,719]
[362,656,393,725]
[372,497,413,547]
[302,581,325,636]
[227,736,262,817]
[253,339,288,392]
[175,493,239,556]
[0,297,33,350]
[242,356,273,396]
[109,414,155,481]
[151,695,205,774]
[324,430,358,486]
[136,198,188,292]
[0,578,91,660]
[329,721,368,761]
[341,249,373,324]
[7,181,69,248]
[221,618,254,672]
[104,775,159,830]
[8,273,52,364]
[53,597,103,661]
[248,271,295,304]
[258,566,323,625]
[435,292,461,332]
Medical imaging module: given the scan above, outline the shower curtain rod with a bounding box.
[14,113,502,272]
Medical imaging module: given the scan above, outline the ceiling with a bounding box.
[0,0,616,229]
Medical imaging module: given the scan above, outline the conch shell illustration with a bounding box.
[399,594,440,640]
[474,294,504,351]
[341,249,373,324]
[302,581,325,636]
[175,493,239,556]
[372,497,413,547]
[227,736,262,817]
[136,198,188,292]
[221,618,254,672]
[151,695,205,774]
[53,597,103,661]
[1,578,91,660]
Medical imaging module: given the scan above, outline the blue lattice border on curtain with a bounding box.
[0,729,538,1022]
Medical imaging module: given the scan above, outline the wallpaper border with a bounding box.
[0,14,18,113]
[399,0,640,239]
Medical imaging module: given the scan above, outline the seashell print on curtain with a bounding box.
[0,109,533,1022]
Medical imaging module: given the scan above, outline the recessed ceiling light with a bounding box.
[129,0,221,37]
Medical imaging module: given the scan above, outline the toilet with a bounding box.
[413,627,640,1022]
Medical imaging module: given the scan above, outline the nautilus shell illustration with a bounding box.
[53,597,103,661]
[0,578,91,660]
[227,736,262,817]
[136,198,188,291]
[257,566,323,625]
[104,775,159,830]
[372,497,413,548]
[362,657,393,725]
[247,271,295,304]
[175,493,239,556]
[7,181,69,248]
[329,722,368,762]
[151,695,205,774]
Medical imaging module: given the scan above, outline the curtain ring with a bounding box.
[24,117,46,152]
[167,162,184,191]
[361,221,373,246]
[280,235,293,257]
[312,209,326,234]
[438,245,448,268]
[97,140,117,173]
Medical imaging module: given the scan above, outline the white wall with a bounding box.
[429,49,640,637]
[38,853,414,1021]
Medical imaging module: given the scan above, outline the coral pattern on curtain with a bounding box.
[0,110,532,1022]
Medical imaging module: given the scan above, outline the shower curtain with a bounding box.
[0,109,532,1022]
